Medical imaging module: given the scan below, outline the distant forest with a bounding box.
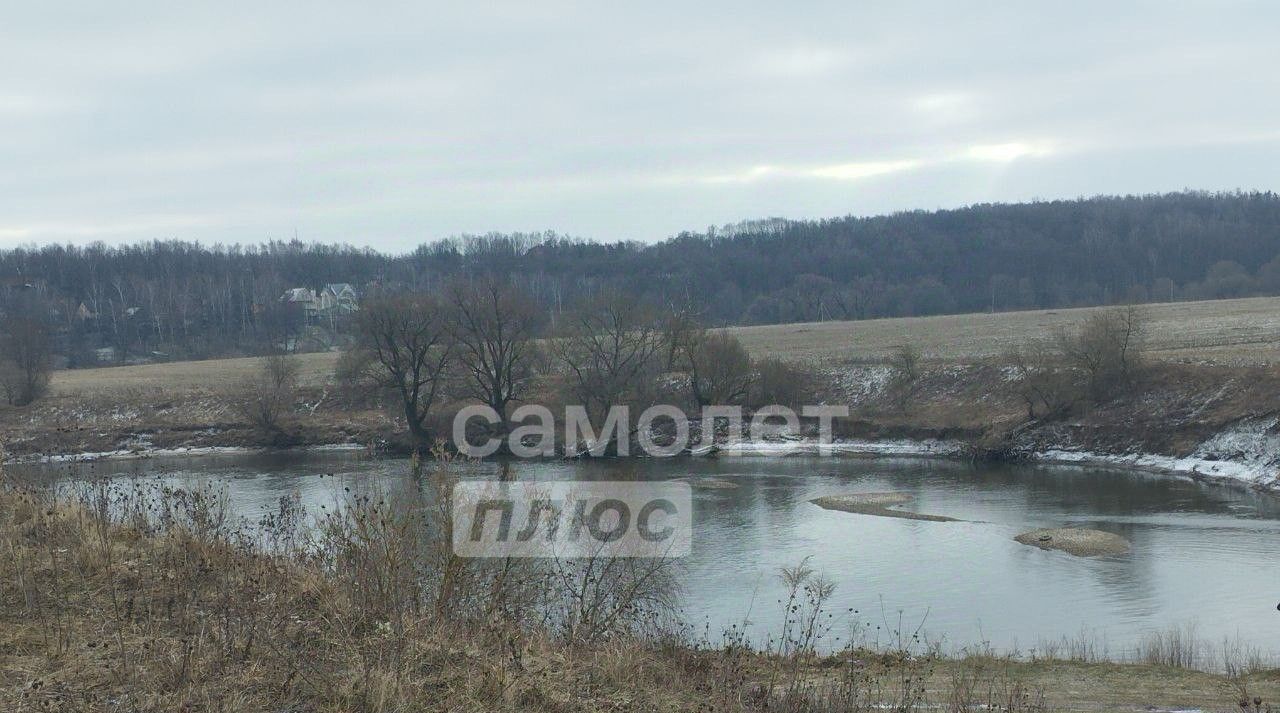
[4,190,1280,365]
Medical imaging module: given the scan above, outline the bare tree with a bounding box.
[660,300,702,372]
[446,278,541,428]
[679,330,754,407]
[354,293,453,447]
[0,298,53,406]
[551,289,665,422]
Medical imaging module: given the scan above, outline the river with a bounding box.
[13,449,1280,663]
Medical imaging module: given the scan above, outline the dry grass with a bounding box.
[3,457,1279,712]
[0,457,694,711]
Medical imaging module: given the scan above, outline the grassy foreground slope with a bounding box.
[2,468,1278,712]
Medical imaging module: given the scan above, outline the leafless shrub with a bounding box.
[332,345,382,405]
[1221,635,1272,678]
[1223,641,1273,713]
[886,343,923,411]
[660,303,702,372]
[1033,627,1109,663]
[547,551,680,645]
[1055,305,1146,403]
[235,352,299,440]
[749,357,817,410]
[1003,344,1078,419]
[1137,622,1203,669]
[1003,306,1147,418]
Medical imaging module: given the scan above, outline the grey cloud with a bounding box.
[1,1,1277,248]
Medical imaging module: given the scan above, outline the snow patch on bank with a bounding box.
[1037,417,1280,490]
[707,438,966,458]
[707,417,1280,493]
[831,365,893,404]
[14,443,366,465]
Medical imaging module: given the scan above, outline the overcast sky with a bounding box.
[2,1,1277,251]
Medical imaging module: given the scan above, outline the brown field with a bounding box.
[49,351,342,397]
[729,295,1280,367]
[47,295,1280,400]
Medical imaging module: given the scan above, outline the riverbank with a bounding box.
[703,434,1280,494]
[9,431,1277,502]
[5,420,1280,503]
[4,332,1280,497]
[820,360,1280,494]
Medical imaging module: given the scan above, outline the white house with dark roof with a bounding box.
[317,283,359,315]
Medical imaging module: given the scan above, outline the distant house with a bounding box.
[279,288,318,325]
[280,285,357,327]
[281,287,317,305]
[317,283,359,316]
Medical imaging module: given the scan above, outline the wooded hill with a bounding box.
[3,190,1280,363]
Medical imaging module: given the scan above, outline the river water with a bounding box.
[14,450,1280,662]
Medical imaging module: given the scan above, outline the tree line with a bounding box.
[315,278,814,453]
[244,278,1154,457]
[5,190,1280,372]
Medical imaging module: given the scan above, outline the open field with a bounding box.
[49,351,342,397]
[46,295,1280,401]
[30,293,1280,422]
[730,295,1280,366]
